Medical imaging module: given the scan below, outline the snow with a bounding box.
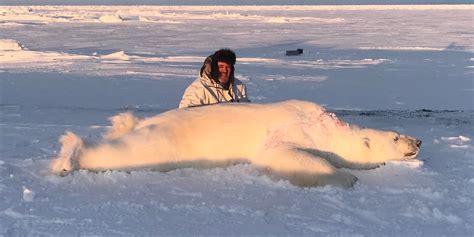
[100,51,130,60]
[22,186,35,202]
[0,5,473,236]
[0,39,24,51]
[98,14,124,23]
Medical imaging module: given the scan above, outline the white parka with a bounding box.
[179,56,250,109]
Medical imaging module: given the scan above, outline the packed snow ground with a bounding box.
[0,5,473,236]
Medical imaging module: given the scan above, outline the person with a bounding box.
[178,48,250,108]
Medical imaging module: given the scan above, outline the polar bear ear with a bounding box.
[363,137,371,149]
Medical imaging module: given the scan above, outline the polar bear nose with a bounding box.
[416,140,422,148]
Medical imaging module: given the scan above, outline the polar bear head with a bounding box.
[324,126,422,168]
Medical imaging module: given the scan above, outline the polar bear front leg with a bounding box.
[255,145,358,188]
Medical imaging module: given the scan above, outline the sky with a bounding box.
[1,0,472,5]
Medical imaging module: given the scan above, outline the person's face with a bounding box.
[217,61,231,84]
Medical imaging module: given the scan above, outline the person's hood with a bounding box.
[199,55,235,89]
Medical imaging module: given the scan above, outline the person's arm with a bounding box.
[239,84,250,102]
[234,79,250,103]
[179,81,208,109]
[179,91,202,108]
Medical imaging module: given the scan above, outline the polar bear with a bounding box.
[50,100,421,188]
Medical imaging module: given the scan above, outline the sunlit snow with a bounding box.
[0,4,473,236]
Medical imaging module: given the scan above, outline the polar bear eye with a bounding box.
[394,136,400,142]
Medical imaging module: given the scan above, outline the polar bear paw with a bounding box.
[333,170,358,188]
[50,132,83,176]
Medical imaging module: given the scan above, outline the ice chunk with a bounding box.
[99,14,124,23]
[22,186,35,202]
[0,39,24,51]
[100,51,130,60]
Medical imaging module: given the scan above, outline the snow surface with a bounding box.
[0,5,473,236]
[1,0,472,6]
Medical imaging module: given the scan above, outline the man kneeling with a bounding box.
[179,48,250,108]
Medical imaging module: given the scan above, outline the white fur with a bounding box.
[50,100,421,188]
[105,112,138,140]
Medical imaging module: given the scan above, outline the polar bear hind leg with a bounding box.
[50,132,83,176]
[255,145,358,188]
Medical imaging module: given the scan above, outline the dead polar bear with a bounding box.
[50,100,422,188]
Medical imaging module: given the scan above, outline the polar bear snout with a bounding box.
[416,139,422,148]
[402,138,422,159]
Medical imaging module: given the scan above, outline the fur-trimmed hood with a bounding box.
[178,53,250,109]
[199,55,235,89]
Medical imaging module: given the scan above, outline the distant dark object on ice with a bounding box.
[286,48,303,56]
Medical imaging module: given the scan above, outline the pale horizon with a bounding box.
[1,0,472,6]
